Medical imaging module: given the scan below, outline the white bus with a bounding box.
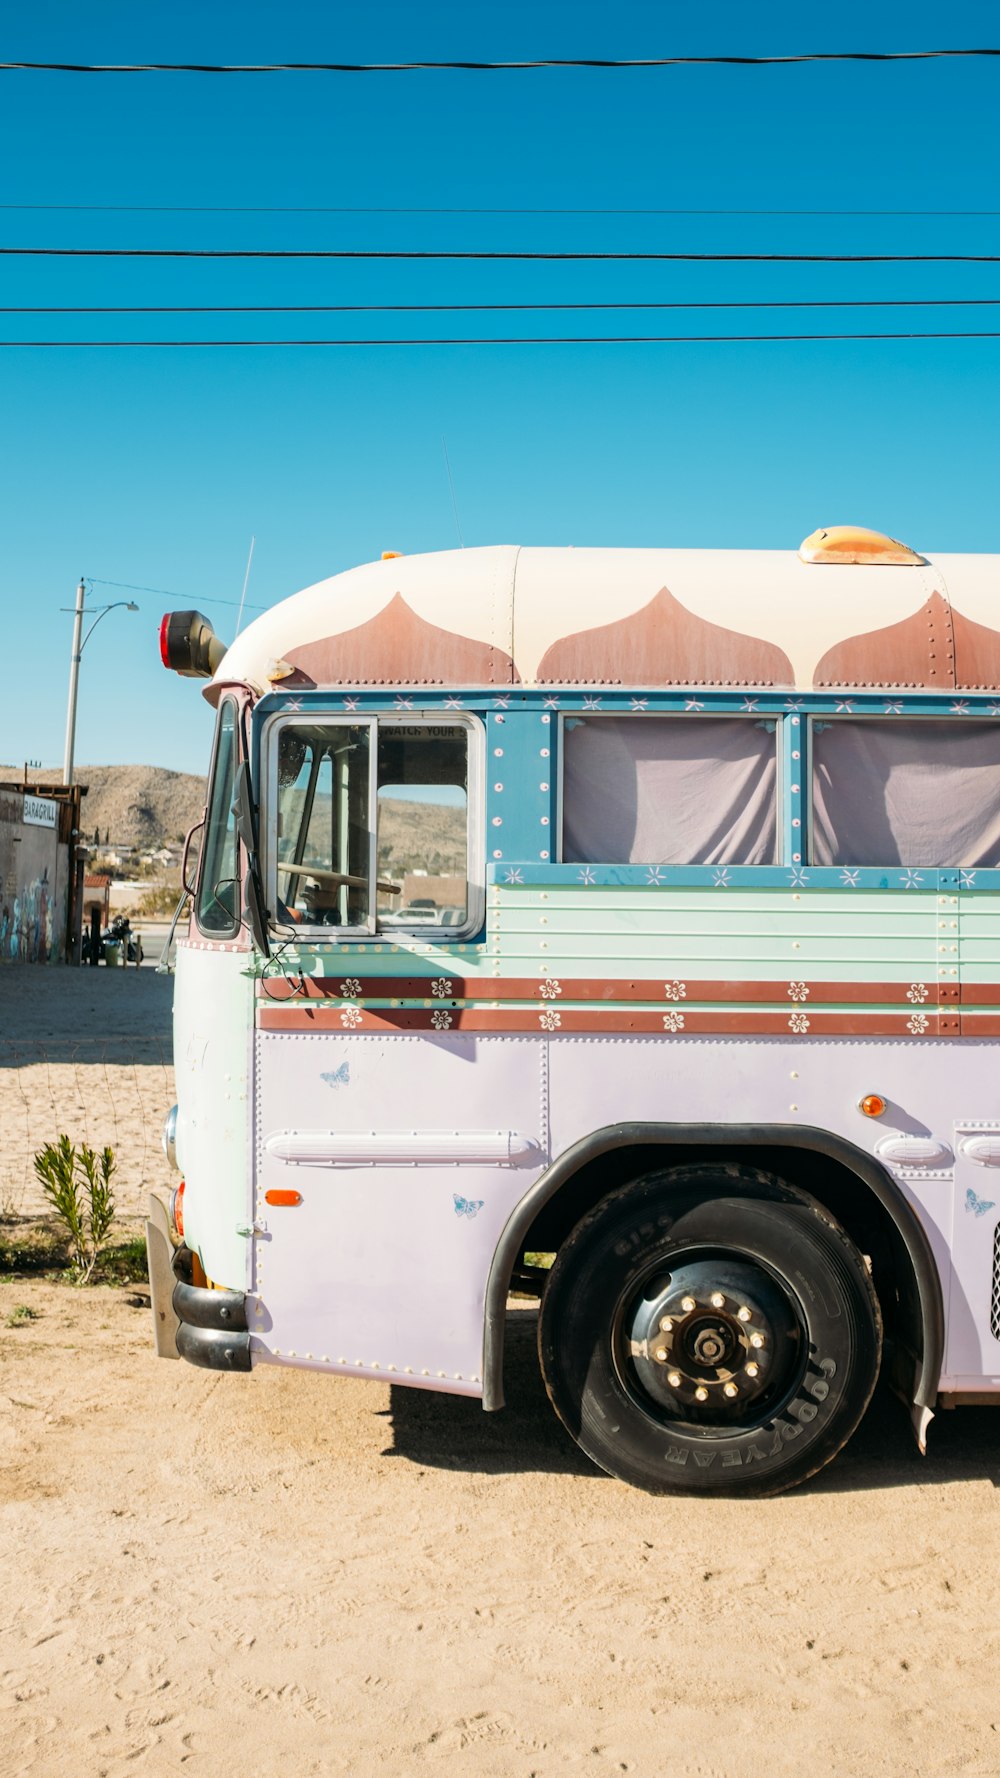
[147,524,1000,1495]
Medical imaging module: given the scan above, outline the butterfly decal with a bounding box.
[965,1188,996,1219]
[453,1195,484,1219]
[321,1062,350,1087]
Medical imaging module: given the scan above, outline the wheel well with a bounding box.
[487,1130,937,1417]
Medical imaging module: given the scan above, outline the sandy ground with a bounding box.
[0,963,176,1220]
[2,965,1000,1777]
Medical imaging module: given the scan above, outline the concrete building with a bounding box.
[0,781,85,963]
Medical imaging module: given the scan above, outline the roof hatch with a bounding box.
[799,525,925,567]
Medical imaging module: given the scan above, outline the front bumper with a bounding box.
[172,1245,252,1372]
[145,1196,251,1372]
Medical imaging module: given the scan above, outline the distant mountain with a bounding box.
[2,764,464,866]
[0,764,208,849]
[76,765,208,849]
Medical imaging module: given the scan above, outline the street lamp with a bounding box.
[62,578,139,786]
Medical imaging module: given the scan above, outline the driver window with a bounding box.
[196,698,240,936]
[276,724,372,928]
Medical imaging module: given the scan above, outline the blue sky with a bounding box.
[1,0,998,777]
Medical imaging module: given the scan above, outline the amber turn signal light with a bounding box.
[264,1190,303,1207]
[859,1094,887,1118]
[170,1180,185,1240]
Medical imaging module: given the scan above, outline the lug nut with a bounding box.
[723,1382,739,1399]
[750,1332,765,1349]
[659,1316,673,1333]
[710,1292,725,1309]
[654,1346,668,1363]
[737,1306,752,1322]
[745,1361,760,1378]
[681,1296,696,1313]
[694,1386,709,1402]
[667,1371,682,1388]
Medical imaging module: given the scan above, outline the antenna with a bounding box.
[442,437,464,548]
[235,533,256,635]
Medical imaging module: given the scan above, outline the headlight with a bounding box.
[162,1104,179,1170]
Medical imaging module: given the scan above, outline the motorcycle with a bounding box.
[82,913,143,965]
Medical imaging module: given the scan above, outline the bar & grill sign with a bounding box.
[23,794,57,828]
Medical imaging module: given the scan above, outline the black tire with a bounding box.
[538,1163,882,1497]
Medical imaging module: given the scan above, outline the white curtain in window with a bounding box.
[562,717,778,865]
[812,720,1000,866]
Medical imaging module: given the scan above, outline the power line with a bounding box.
[5,247,1000,262]
[5,330,1000,348]
[87,575,267,610]
[4,204,1000,217]
[4,299,1000,316]
[2,51,999,73]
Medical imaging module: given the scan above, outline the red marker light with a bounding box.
[158,610,228,678]
[171,1179,186,1239]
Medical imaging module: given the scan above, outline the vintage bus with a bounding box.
[146,524,1000,1496]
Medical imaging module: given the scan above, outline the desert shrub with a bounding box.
[6,1304,38,1327]
[32,1136,117,1284]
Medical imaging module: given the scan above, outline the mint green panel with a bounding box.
[492,886,937,975]
[494,890,927,917]
[494,935,937,966]
[263,941,493,980]
[495,909,934,938]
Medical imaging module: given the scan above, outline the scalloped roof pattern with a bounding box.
[210,545,1000,696]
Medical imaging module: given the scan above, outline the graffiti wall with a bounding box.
[0,791,69,963]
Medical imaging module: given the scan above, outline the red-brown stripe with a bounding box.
[256,1005,957,1038]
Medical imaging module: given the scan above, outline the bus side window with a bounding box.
[196,698,240,936]
[275,724,372,929]
[562,716,778,866]
[812,719,1000,867]
[377,725,470,930]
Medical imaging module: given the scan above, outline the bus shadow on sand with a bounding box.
[384,1306,1000,1494]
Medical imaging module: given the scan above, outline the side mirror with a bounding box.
[181,816,205,899]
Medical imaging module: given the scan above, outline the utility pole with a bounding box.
[63,576,86,787]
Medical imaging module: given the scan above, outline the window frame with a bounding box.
[261,710,484,942]
[806,712,1000,870]
[194,695,242,940]
[556,709,785,868]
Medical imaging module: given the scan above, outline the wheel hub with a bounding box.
[624,1253,800,1422]
[688,1319,732,1367]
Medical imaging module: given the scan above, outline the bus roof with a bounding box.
[210,541,1000,698]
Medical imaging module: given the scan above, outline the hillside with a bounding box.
[76,765,208,849]
[1,764,207,849]
[3,764,463,864]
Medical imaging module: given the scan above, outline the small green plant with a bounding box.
[5,1304,38,1327]
[0,1186,21,1222]
[32,1135,117,1284]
